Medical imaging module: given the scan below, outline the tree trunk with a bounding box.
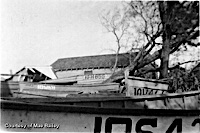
[112,47,120,74]
[160,35,170,79]
[158,2,173,79]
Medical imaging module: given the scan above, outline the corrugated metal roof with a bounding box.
[51,53,137,70]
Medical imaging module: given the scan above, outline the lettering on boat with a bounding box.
[128,87,166,96]
[84,74,105,80]
[94,117,200,133]
[126,78,168,96]
[37,85,55,90]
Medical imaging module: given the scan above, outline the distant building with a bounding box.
[51,53,157,84]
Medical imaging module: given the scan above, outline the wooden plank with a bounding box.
[13,92,60,98]
[1,74,33,77]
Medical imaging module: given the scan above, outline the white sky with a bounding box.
[0,0,199,75]
[0,0,121,74]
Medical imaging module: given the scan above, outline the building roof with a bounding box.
[25,66,58,79]
[6,66,57,81]
[51,53,137,71]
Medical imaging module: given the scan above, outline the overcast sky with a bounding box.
[0,0,199,75]
[0,0,121,74]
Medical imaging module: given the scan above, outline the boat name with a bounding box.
[128,87,166,96]
[94,117,200,133]
[84,74,105,80]
[37,85,55,90]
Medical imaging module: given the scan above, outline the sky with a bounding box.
[0,0,199,75]
[0,0,121,74]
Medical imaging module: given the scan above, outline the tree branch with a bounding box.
[141,59,200,75]
[170,30,199,54]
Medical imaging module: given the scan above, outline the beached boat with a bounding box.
[1,76,199,132]
[17,82,120,98]
[16,76,169,98]
[1,90,200,132]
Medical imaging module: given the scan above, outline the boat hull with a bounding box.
[1,97,200,132]
[18,82,120,97]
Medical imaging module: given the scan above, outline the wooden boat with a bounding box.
[1,90,200,132]
[17,76,170,98]
[1,76,199,132]
[17,82,120,98]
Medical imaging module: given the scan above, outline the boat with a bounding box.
[17,82,120,98]
[1,76,199,132]
[1,90,200,132]
[16,76,169,98]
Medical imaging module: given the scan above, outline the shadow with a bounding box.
[1,81,13,97]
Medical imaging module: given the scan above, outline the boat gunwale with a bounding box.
[1,99,200,116]
[19,81,119,87]
[127,76,169,85]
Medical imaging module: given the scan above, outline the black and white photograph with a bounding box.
[0,0,199,132]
